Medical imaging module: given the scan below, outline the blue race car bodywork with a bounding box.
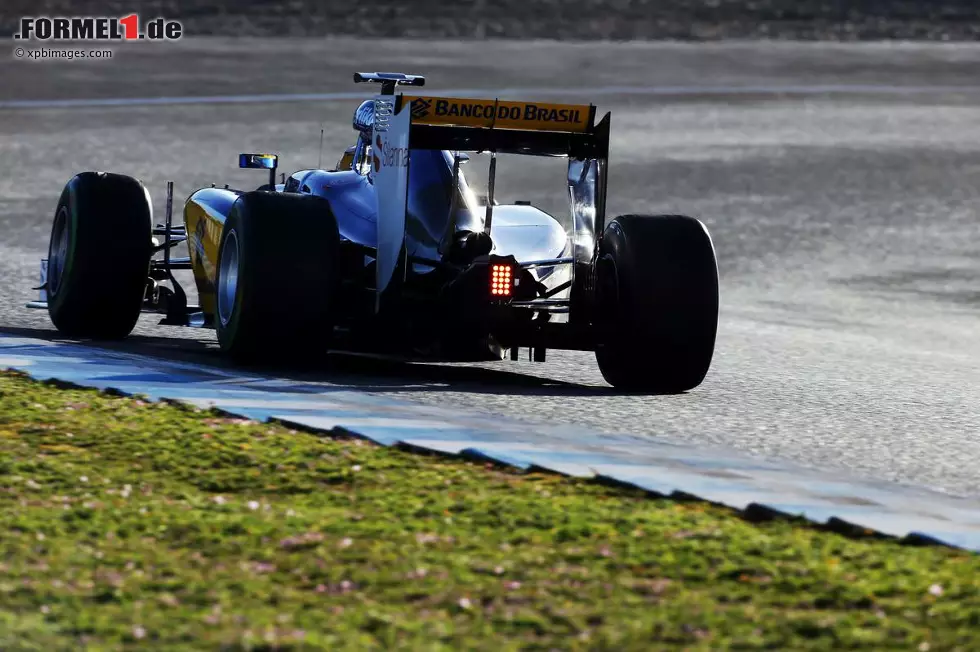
[179,74,604,359]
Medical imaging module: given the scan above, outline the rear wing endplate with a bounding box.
[371,95,411,309]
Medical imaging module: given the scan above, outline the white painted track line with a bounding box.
[3,83,980,110]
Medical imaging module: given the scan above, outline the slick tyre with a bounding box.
[215,191,340,364]
[46,172,152,339]
[594,214,719,393]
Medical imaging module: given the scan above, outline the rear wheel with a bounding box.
[46,172,152,339]
[215,191,340,364]
[594,214,719,393]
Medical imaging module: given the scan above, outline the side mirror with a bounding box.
[239,153,278,189]
[239,153,278,170]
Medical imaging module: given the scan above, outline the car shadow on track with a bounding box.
[0,326,643,398]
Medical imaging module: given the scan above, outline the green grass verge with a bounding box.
[0,370,978,651]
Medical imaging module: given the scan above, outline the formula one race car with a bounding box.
[28,72,719,392]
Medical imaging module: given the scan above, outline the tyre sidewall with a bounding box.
[215,202,251,354]
[595,214,719,392]
[46,180,82,316]
[46,172,151,338]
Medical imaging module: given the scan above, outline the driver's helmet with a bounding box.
[353,100,373,141]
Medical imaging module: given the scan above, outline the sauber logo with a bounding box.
[372,135,382,173]
[373,135,409,173]
[403,96,591,133]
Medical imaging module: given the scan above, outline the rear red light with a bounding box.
[490,263,513,297]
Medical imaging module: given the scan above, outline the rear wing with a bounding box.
[396,94,609,159]
[359,72,609,319]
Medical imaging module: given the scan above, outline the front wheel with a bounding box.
[594,214,719,393]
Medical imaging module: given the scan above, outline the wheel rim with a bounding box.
[48,206,70,298]
[217,229,239,327]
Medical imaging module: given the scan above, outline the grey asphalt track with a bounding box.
[2,38,979,497]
